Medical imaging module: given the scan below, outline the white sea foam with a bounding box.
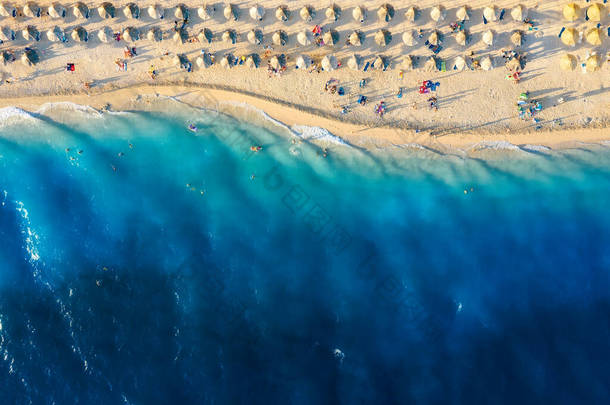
[520,144,552,153]
[0,107,39,127]
[291,125,349,146]
[220,100,295,134]
[35,101,102,117]
[468,141,521,152]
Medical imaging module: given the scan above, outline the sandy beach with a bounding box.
[0,1,608,150]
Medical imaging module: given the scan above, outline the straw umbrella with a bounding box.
[224,4,238,21]
[220,55,232,69]
[249,5,264,21]
[24,3,41,18]
[586,4,602,22]
[372,56,386,70]
[148,5,164,19]
[559,54,576,71]
[404,6,417,22]
[456,6,469,21]
[300,6,314,22]
[321,55,337,71]
[430,6,444,22]
[585,28,602,46]
[276,6,288,22]
[402,31,417,46]
[97,27,111,43]
[297,31,311,46]
[272,30,287,46]
[222,30,236,44]
[247,29,261,45]
[510,31,523,47]
[323,30,339,46]
[480,56,493,71]
[123,27,139,42]
[374,30,391,47]
[245,54,258,68]
[269,55,285,70]
[353,6,365,23]
[124,3,139,19]
[326,4,340,22]
[22,26,40,41]
[505,58,520,71]
[22,49,38,66]
[561,28,577,46]
[146,28,162,42]
[428,31,440,46]
[401,55,413,71]
[563,4,579,21]
[46,27,63,42]
[71,26,87,42]
[0,3,16,17]
[347,55,360,70]
[173,30,185,44]
[0,27,14,41]
[424,57,438,72]
[483,6,496,22]
[453,56,466,71]
[349,31,362,46]
[48,3,66,19]
[198,4,214,20]
[482,30,494,46]
[295,55,310,69]
[73,2,89,19]
[378,4,394,23]
[511,5,526,22]
[585,54,599,72]
[456,30,467,46]
[98,3,115,19]
[175,4,188,20]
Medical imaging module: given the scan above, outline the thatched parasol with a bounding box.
[323,30,339,46]
[300,6,314,22]
[510,31,523,47]
[49,3,66,19]
[374,29,391,47]
[347,55,360,70]
[71,26,88,42]
[482,30,494,46]
[276,6,288,22]
[326,4,340,21]
[559,54,576,71]
[353,6,365,23]
[402,31,417,46]
[456,6,469,21]
[297,31,311,46]
[73,2,89,19]
[24,3,41,18]
[98,3,115,19]
[378,4,394,23]
[349,31,362,46]
[404,6,417,22]
[148,5,164,19]
[321,55,338,71]
[430,6,444,22]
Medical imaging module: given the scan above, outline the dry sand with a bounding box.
[0,1,608,151]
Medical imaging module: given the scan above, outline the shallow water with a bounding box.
[1,104,609,404]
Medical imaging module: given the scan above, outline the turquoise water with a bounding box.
[0,103,609,403]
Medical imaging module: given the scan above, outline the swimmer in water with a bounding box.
[129,143,133,149]
[118,152,124,157]
[65,148,70,152]
[188,123,197,132]
[250,174,256,180]
[250,146,262,152]
[78,150,83,154]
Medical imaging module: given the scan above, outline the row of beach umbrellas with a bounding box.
[0,3,535,24]
[561,27,604,46]
[563,3,604,22]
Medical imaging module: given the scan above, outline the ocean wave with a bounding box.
[519,144,552,153]
[291,125,349,146]
[35,102,103,118]
[219,101,295,134]
[0,107,40,127]
[468,141,522,152]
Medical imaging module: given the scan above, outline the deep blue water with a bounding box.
[0,105,609,404]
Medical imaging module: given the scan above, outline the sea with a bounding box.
[0,101,609,404]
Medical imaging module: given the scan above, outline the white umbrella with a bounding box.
[483,6,496,22]
[198,4,214,20]
[0,26,15,41]
[249,5,264,21]
[297,31,311,46]
[347,55,360,70]
[401,55,413,71]
[481,56,493,71]
[98,27,111,43]
[276,6,288,22]
[300,6,313,22]
[124,3,139,19]
[148,5,164,20]
[24,3,41,18]
[349,31,361,46]
[0,3,16,17]
[456,6,469,21]
[404,6,416,22]
[175,4,188,20]
[402,31,417,46]
[424,57,438,72]
[98,3,115,19]
[73,2,88,19]
[454,56,466,71]
[321,55,337,71]
[295,55,310,69]
[123,27,139,42]
[456,31,467,46]
[71,26,87,42]
[482,30,494,46]
[224,4,238,21]
[272,31,286,46]
[511,5,526,22]
[353,6,365,23]
[247,29,261,45]
[430,6,444,22]
[48,3,66,19]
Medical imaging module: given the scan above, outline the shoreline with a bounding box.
[0,84,608,151]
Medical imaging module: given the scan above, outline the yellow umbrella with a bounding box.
[586,4,602,22]
[563,3,579,21]
[561,28,577,46]
[585,28,602,46]
[510,31,523,47]
[559,54,576,71]
[585,54,599,72]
